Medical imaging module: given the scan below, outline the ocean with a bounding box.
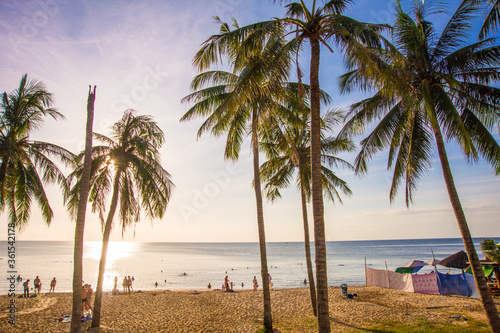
[1,238,497,295]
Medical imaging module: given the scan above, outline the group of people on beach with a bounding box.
[121,276,134,294]
[252,274,273,291]
[19,275,57,297]
[208,274,273,292]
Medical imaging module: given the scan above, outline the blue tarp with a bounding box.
[436,272,476,297]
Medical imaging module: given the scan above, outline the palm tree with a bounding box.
[70,85,96,333]
[260,103,354,316]
[181,18,293,333]
[65,110,174,328]
[272,2,386,330]
[339,1,500,331]
[0,74,73,228]
[481,239,500,288]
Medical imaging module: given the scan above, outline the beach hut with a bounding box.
[439,250,469,270]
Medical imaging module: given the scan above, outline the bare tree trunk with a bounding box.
[310,38,331,333]
[300,176,317,316]
[91,171,121,328]
[251,110,273,332]
[70,86,95,332]
[433,125,500,333]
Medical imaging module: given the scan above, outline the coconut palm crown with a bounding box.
[65,110,174,231]
[0,74,73,228]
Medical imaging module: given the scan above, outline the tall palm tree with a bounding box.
[190,8,383,330]
[65,110,174,328]
[0,74,73,228]
[272,2,386,330]
[339,1,500,331]
[70,85,96,333]
[181,18,292,333]
[260,104,354,317]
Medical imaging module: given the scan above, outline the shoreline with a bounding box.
[0,284,366,297]
[1,285,498,332]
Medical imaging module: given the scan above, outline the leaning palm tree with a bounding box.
[182,18,292,333]
[0,74,73,228]
[260,104,354,317]
[339,1,500,330]
[70,85,96,333]
[65,110,174,328]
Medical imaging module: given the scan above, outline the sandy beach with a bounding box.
[0,286,498,332]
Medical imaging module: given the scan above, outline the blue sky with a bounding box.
[0,0,498,242]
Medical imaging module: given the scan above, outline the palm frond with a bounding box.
[479,0,500,39]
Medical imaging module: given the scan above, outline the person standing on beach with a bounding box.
[50,277,56,292]
[224,275,230,292]
[122,277,128,293]
[23,279,30,297]
[112,276,118,294]
[127,276,133,293]
[268,274,273,289]
[86,284,93,314]
[82,284,89,316]
[252,276,258,291]
[34,276,41,294]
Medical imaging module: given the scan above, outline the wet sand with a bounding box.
[0,286,498,332]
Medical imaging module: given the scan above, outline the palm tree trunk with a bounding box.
[433,125,500,332]
[251,110,273,333]
[310,38,331,333]
[91,171,122,328]
[300,175,317,316]
[70,86,95,332]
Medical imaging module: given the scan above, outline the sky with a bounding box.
[0,0,498,243]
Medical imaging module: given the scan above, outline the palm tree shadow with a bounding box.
[330,317,389,332]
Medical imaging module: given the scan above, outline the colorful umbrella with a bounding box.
[403,260,429,272]
[395,267,415,274]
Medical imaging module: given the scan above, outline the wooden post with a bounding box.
[385,261,391,289]
[365,257,367,286]
[431,250,438,272]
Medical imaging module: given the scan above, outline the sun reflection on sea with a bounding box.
[84,241,140,291]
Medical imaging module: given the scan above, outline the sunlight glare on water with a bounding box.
[84,241,141,291]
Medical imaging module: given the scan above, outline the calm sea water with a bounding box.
[0,238,497,295]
